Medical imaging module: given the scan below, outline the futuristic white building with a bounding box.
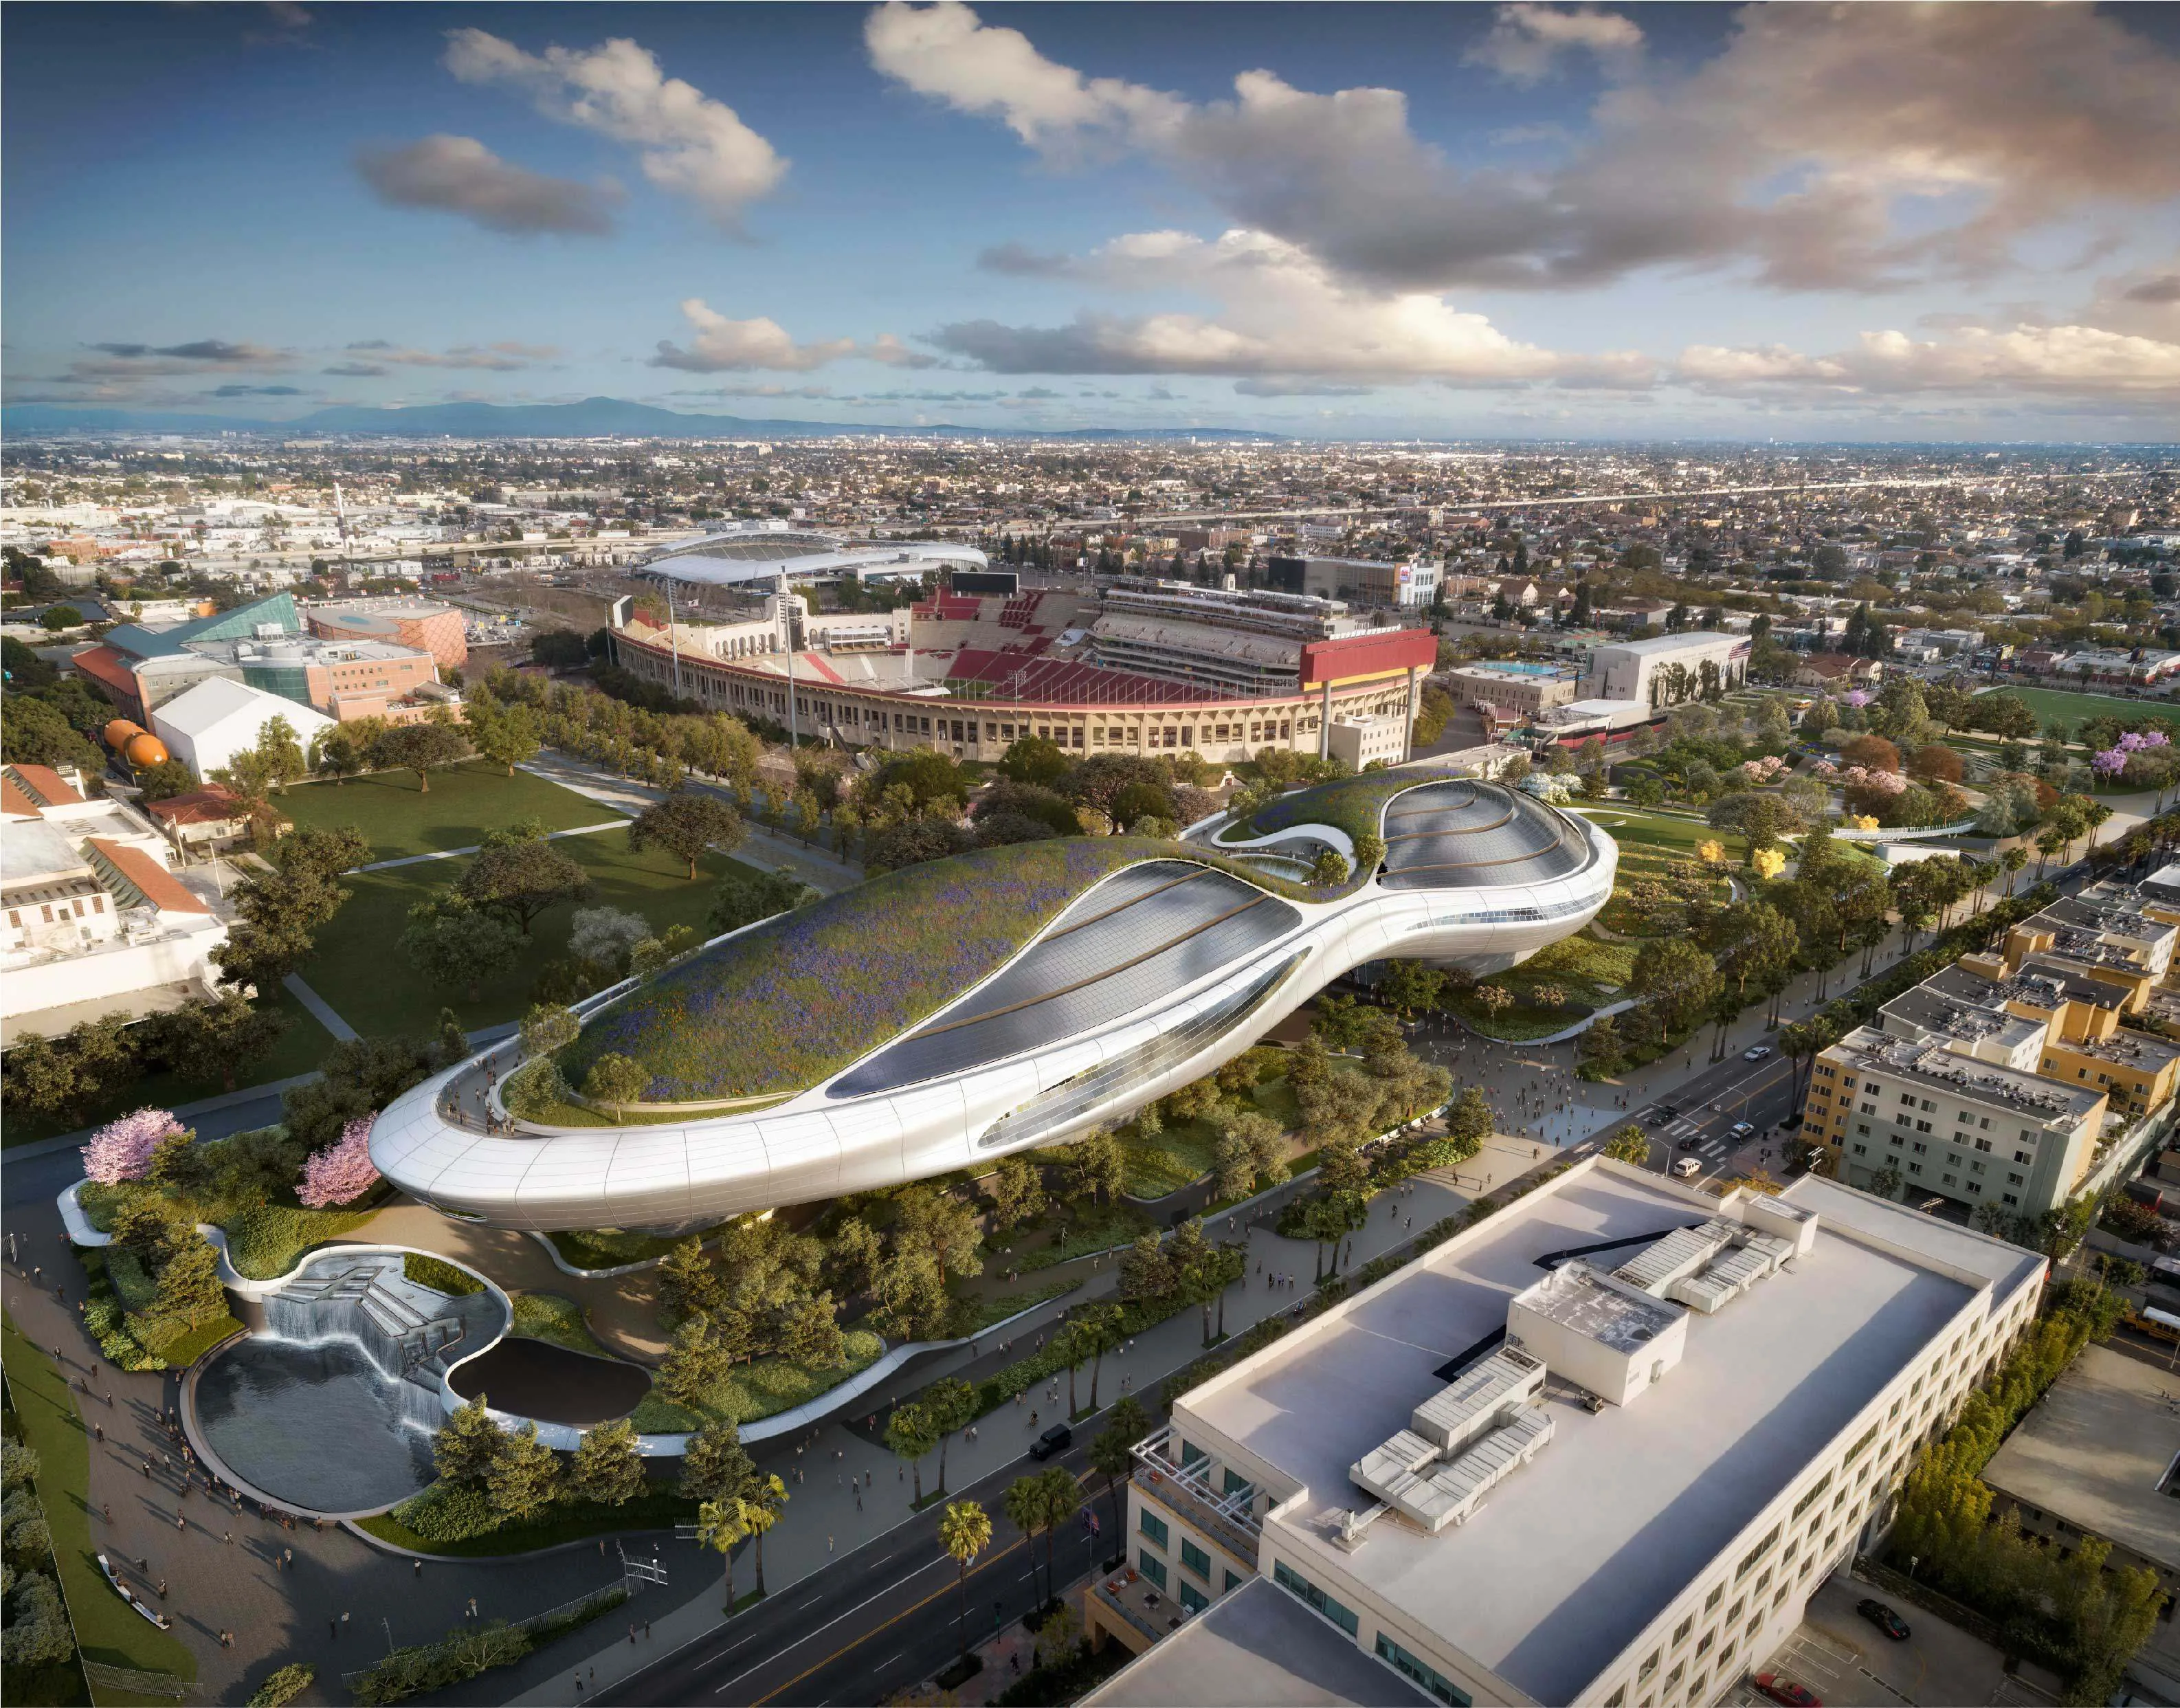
[370,774,1615,1231]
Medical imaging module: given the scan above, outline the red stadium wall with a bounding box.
[1298,629,1438,686]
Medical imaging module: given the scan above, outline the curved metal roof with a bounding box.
[1376,780,1591,891]
[828,860,1300,1099]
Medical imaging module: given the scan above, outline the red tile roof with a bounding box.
[145,786,249,828]
[69,645,137,695]
[6,764,86,807]
[1,776,39,819]
[85,838,208,913]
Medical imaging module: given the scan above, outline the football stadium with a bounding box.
[608,575,1441,768]
[368,773,1616,1230]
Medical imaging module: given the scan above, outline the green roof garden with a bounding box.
[559,835,1319,1107]
[1217,766,1470,848]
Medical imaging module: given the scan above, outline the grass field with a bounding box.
[1977,685,2180,735]
[2,986,338,1149]
[1,1314,198,1689]
[276,760,620,863]
[299,828,764,1039]
[357,1482,696,1558]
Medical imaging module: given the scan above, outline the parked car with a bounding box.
[1743,1045,1774,1061]
[1730,1121,1757,1140]
[1672,1157,1702,1178]
[1030,1424,1073,1461]
[1856,1599,1911,1640]
[1753,1674,1822,1707]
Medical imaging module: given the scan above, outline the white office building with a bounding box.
[151,676,337,782]
[1585,633,1750,710]
[1087,1162,2045,1708]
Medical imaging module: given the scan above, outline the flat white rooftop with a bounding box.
[1181,1168,2042,1705]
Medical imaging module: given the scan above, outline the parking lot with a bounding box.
[1731,1573,2063,1707]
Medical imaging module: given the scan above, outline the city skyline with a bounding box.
[6,1,2180,443]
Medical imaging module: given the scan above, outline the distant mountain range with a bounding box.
[1,396,1284,442]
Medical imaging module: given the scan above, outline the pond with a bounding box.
[194,1338,439,1514]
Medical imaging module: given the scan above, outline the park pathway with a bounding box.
[518,751,860,898]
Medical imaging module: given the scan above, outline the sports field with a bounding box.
[1977,685,2180,735]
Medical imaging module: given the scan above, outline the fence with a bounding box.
[83,1662,192,1699]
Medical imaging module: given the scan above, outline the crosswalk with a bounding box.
[1657,1115,1733,1160]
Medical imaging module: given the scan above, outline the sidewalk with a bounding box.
[529,1159,1484,1703]
[519,752,860,897]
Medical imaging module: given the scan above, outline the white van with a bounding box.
[1672,1157,1702,1179]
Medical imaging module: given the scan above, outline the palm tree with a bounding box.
[1036,1466,1083,1603]
[1003,1474,1051,1608]
[742,1474,788,1599]
[1088,1396,1148,1551]
[697,1496,752,1615]
[1052,1319,1088,1419]
[1078,1304,1124,1413]
[924,1377,975,1496]
[885,1402,939,1506]
[938,1500,993,1661]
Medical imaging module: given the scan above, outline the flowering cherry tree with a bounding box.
[299,1116,380,1208]
[1739,755,1786,785]
[1842,690,1874,709]
[82,1109,186,1184]
[2093,746,2131,779]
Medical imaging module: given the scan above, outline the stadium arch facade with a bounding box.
[370,774,1616,1231]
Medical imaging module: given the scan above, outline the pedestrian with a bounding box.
[630,1624,637,1645]
[176,1515,185,1531]
[102,1502,111,1523]
[157,1579,167,1599]
[329,1618,338,1639]
[142,1461,151,1477]
[93,1423,102,1442]
[645,1621,652,1639]
[414,1558,421,1576]
[828,1535,834,1553]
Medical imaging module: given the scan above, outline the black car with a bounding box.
[1648,1105,1679,1127]
[1030,1423,1073,1461]
[1856,1599,1911,1641]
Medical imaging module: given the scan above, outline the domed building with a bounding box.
[371,772,1616,1230]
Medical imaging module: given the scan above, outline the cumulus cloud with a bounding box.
[930,228,1651,388]
[647,300,930,373]
[337,340,559,371]
[1679,323,2180,399]
[355,134,619,234]
[869,0,2180,293]
[443,28,784,230]
[1463,5,1643,85]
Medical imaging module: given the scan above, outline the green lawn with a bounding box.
[276,760,621,863]
[299,829,764,1039]
[2,986,338,1150]
[509,1292,610,1358]
[627,1328,887,1431]
[986,1201,1156,1273]
[1976,685,2180,735]
[1,1314,199,1689]
[1571,805,1718,856]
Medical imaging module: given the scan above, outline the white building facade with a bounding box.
[1096,1166,2045,1708]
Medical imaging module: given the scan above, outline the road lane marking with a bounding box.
[711,1560,950,1696]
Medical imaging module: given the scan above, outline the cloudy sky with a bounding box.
[7,1,2179,439]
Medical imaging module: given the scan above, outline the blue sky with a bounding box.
[7,2,2179,439]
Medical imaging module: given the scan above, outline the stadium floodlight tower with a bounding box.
[370,771,1615,1231]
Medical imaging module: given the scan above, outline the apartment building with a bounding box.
[1086,1164,2044,1708]
[1803,879,2180,1220]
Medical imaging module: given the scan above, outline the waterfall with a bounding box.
[257,1254,502,1432]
